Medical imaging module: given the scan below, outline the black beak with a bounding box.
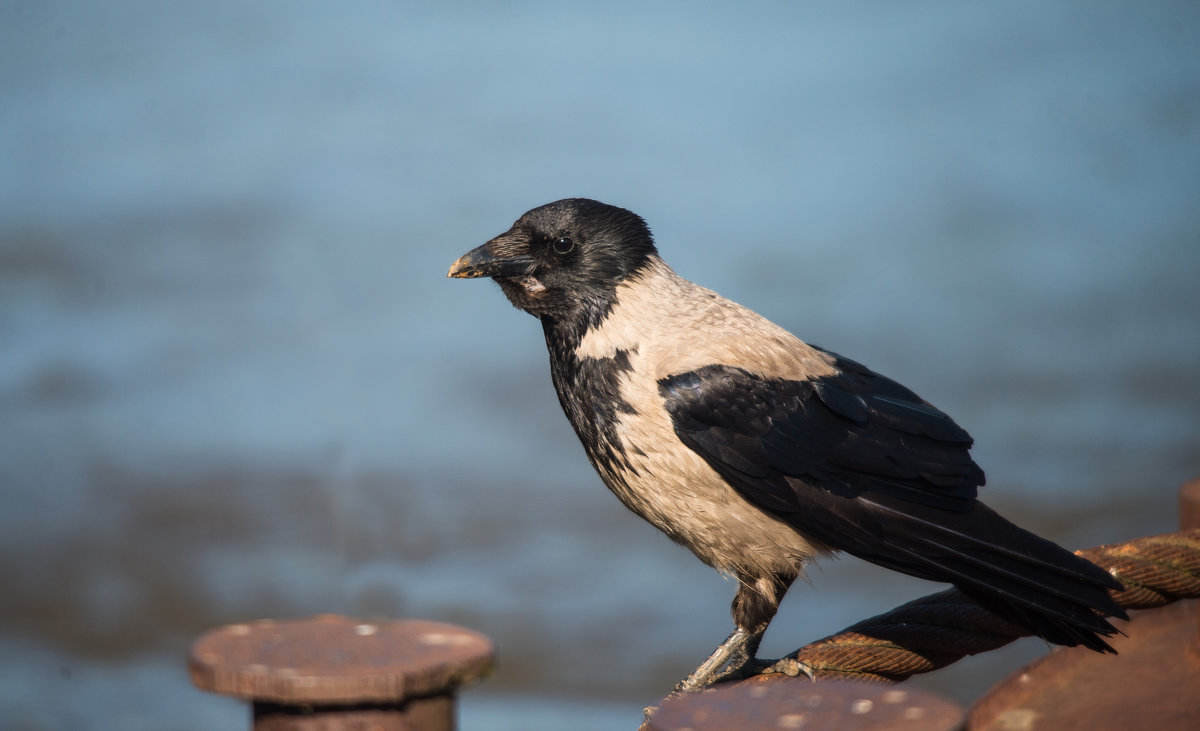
[448,232,536,279]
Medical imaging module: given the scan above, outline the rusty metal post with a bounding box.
[1179,475,1200,534]
[643,678,964,731]
[965,477,1200,730]
[189,615,495,730]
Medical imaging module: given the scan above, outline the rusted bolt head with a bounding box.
[644,678,964,731]
[189,615,495,705]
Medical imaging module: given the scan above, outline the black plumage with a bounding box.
[659,362,1118,650]
[449,198,1125,690]
[551,346,640,477]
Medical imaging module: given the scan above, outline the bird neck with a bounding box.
[540,314,639,481]
[537,291,615,356]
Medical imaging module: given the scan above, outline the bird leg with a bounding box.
[674,625,765,693]
[673,573,810,694]
[671,626,817,697]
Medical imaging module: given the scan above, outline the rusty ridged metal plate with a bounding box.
[644,678,964,731]
[189,615,495,705]
[967,600,1200,731]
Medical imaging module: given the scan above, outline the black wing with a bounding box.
[659,355,985,518]
[658,358,1125,651]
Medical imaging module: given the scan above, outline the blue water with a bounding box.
[3,1,1199,728]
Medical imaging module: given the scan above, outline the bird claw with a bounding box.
[763,656,816,680]
[672,627,762,695]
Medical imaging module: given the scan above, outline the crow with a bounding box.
[448,198,1125,691]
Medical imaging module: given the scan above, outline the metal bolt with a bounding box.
[190,614,495,730]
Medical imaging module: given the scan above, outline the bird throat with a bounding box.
[543,321,639,480]
[512,275,546,295]
[495,275,550,315]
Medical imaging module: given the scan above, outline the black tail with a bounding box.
[840,496,1127,652]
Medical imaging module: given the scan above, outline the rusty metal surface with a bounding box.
[643,679,964,731]
[966,599,1200,731]
[1180,476,1200,532]
[189,614,495,705]
[967,479,1200,730]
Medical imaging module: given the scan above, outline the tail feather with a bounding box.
[841,496,1126,651]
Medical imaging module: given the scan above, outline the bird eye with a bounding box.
[552,237,575,255]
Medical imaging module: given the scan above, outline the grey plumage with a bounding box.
[449,198,1125,690]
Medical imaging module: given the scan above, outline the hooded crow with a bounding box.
[448,198,1125,691]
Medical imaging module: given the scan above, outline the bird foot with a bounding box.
[671,627,759,695]
[646,656,816,724]
[762,656,816,680]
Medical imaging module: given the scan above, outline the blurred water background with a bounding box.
[2,1,1199,728]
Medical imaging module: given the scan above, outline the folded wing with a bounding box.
[658,357,1125,651]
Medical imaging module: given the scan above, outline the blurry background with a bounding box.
[2,1,1198,728]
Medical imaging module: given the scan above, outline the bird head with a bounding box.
[448,198,657,322]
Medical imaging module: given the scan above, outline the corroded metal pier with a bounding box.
[191,478,1200,730]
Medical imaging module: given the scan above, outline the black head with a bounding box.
[448,198,657,324]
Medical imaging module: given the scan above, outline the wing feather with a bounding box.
[658,360,1125,651]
